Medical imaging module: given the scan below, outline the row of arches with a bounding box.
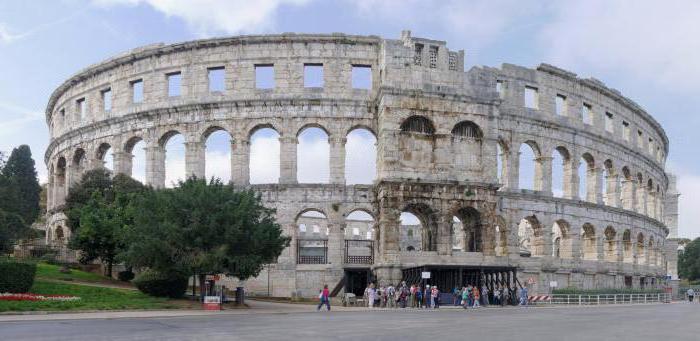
[518,216,664,266]
[499,140,664,221]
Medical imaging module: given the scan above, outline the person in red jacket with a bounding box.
[317,284,331,311]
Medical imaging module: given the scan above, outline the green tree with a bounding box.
[679,238,700,281]
[121,178,289,283]
[0,210,26,253]
[65,169,146,276]
[0,145,41,225]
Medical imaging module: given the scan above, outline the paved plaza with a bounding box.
[2,301,698,340]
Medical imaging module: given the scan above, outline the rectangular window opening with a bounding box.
[605,112,614,133]
[304,63,324,88]
[555,94,567,116]
[255,64,275,89]
[496,80,504,98]
[207,67,225,93]
[428,46,439,68]
[582,103,593,125]
[131,79,144,103]
[524,86,538,109]
[622,121,630,141]
[352,65,372,90]
[414,43,423,66]
[167,72,182,97]
[76,98,86,121]
[101,88,112,112]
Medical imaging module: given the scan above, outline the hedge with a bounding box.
[552,288,664,295]
[0,259,37,293]
[132,270,188,298]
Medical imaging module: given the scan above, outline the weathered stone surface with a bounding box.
[43,31,677,296]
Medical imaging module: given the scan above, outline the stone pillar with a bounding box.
[231,139,250,186]
[663,174,680,238]
[436,214,453,255]
[621,180,637,211]
[327,213,345,267]
[185,141,205,179]
[567,157,580,200]
[571,229,582,261]
[593,167,604,204]
[535,156,552,195]
[506,149,519,190]
[615,239,624,264]
[647,192,656,219]
[506,213,521,260]
[329,137,346,185]
[595,235,604,261]
[279,136,298,184]
[113,151,133,177]
[375,208,403,287]
[145,144,165,188]
[636,184,647,215]
[606,173,620,207]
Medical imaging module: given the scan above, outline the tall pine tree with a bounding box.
[1,145,41,225]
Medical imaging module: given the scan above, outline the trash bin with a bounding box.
[236,287,245,305]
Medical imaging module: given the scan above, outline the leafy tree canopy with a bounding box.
[121,178,290,281]
[0,210,26,253]
[680,238,700,281]
[0,145,41,225]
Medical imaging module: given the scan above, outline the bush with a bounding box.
[132,270,188,298]
[0,259,37,293]
[117,270,135,282]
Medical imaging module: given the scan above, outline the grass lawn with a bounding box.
[35,263,122,284]
[0,280,198,312]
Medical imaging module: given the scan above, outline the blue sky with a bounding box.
[1,0,698,237]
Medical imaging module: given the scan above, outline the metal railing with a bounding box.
[297,239,328,264]
[548,293,671,305]
[344,240,374,264]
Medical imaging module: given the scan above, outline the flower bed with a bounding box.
[0,293,81,301]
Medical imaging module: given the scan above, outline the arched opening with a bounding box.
[451,121,483,173]
[96,143,113,171]
[400,211,422,251]
[636,233,645,264]
[552,146,570,197]
[552,219,572,259]
[55,157,67,206]
[125,137,146,183]
[54,226,65,243]
[518,142,538,190]
[622,229,633,263]
[399,116,436,174]
[297,126,329,184]
[204,128,232,183]
[161,131,186,188]
[400,115,435,134]
[580,223,597,260]
[345,128,377,184]
[494,216,508,256]
[518,215,543,257]
[579,153,595,201]
[296,210,329,264]
[71,148,87,185]
[345,210,375,265]
[399,203,438,252]
[453,207,482,252]
[249,127,280,184]
[604,226,617,262]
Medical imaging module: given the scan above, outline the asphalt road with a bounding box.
[3,303,699,341]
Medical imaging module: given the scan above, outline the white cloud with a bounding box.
[92,0,311,36]
[250,132,280,184]
[539,0,700,90]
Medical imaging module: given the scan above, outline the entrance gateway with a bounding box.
[343,265,519,300]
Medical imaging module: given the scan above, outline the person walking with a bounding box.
[367,283,376,308]
[386,284,396,308]
[453,287,460,306]
[472,286,480,308]
[688,288,695,303]
[481,286,489,307]
[520,286,529,306]
[462,287,470,309]
[430,286,438,309]
[317,284,331,311]
[493,287,501,306]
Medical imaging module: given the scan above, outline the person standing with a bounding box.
[462,287,470,309]
[502,287,509,306]
[481,286,489,307]
[409,284,416,308]
[453,287,460,306]
[493,287,501,306]
[415,285,423,308]
[367,283,376,308]
[424,285,431,309]
[472,286,480,308]
[520,286,529,306]
[317,284,331,311]
[687,288,695,303]
[430,286,438,309]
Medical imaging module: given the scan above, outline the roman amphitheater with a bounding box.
[43,31,680,297]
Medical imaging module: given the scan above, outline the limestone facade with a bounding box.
[44,31,678,296]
